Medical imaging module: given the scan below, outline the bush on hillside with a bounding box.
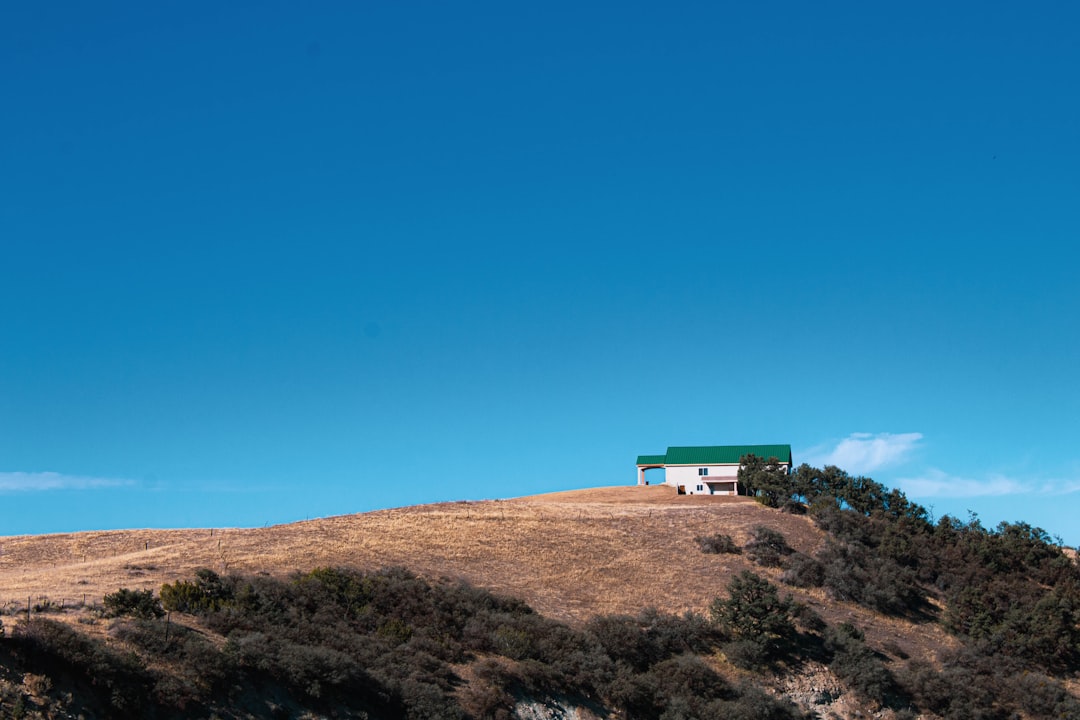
[160,568,232,613]
[745,526,793,568]
[695,533,740,554]
[780,553,825,588]
[586,614,659,671]
[824,623,895,706]
[827,542,922,615]
[12,618,153,715]
[721,638,769,670]
[637,607,718,656]
[103,588,164,619]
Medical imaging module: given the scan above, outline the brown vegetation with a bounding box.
[2,481,1077,719]
[1,485,951,663]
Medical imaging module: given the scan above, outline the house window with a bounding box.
[696,484,704,492]
[698,468,709,476]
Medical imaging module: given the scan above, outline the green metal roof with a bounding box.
[662,444,792,466]
[636,454,667,466]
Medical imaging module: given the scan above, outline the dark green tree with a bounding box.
[738,454,792,508]
[791,463,850,506]
[710,571,796,660]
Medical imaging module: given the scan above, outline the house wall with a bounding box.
[666,464,739,495]
[665,463,791,495]
[666,464,739,485]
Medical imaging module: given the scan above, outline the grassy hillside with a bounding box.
[1,484,1077,719]
[0,488,948,655]
[0,489,819,619]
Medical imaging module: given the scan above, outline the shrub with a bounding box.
[648,653,730,701]
[709,572,796,661]
[789,602,827,634]
[638,607,718,656]
[160,568,233,614]
[601,665,658,717]
[1004,669,1080,719]
[780,553,824,588]
[719,682,807,720]
[695,533,740,554]
[745,526,793,568]
[644,654,732,717]
[459,659,515,719]
[103,588,164,619]
[721,639,768,669]
[12,618,153,715]
[816,540,924,615]
[585,614,657,671]
[228,632,363,699]
[824,623,894,706]
[899,651,1011,720]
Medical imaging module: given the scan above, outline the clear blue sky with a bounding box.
[2,2,1078,545]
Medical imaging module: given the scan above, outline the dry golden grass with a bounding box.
[0,485,954,661]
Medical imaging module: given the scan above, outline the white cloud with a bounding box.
[802,432,923,475]
[895,469,1021,498]
[896,469,1080,498]
[800,433,1080,504]
[1051,479,1080,495]
[0,471,132,492]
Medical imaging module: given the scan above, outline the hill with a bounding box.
[1,484,1077,719]
[6,487,813,625]
[0,487,943,653]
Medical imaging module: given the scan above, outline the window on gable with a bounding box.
[698,467,709,476]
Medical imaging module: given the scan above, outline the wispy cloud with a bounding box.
[896,469,1080,498]
[1054,479,1080,495]
[802,432,923,475]
[0,471,133,492]
[895,469,1021,498]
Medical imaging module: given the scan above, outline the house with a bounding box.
[635,444,792,495]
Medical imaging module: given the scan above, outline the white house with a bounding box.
[635,444,793,496]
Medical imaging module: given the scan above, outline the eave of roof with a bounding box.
[636,454,667,466]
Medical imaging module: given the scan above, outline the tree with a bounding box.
[710,571,796,659]
[738,455,791,508]
[791,463,859,508]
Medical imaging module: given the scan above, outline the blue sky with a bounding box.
[2,2,1078,545]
